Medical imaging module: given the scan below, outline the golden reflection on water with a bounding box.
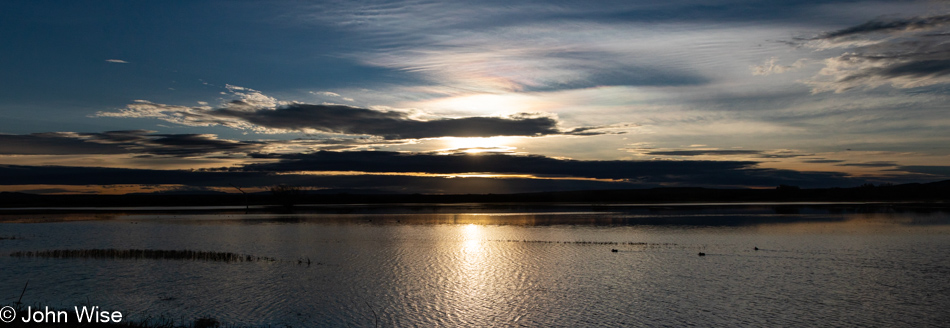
[461,223,484,254]
[456,223,499,322]
[459,224,488,288]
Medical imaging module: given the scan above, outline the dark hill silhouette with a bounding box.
[1,180,948,208]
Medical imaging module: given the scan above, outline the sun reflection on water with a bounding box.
[458,223,491,313]
[461,223,484,257]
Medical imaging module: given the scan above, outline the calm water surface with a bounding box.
[1,205,949,327]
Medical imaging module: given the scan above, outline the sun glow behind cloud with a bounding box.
[271,170,619,182]
[417,93,554,116]
[439,137,519,154]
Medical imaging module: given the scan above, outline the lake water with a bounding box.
[1,204,949,327]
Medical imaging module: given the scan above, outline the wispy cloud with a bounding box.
[815,14,950,40]
[891,165,950,177]
[836,161,898,168]
[310,91,354,102]
[798,13,950,93]
[751,57,808,76]
[802,159,845,164]
[643,149,807,158]
[291,1,781,96]
[105,59,129,64]
[624,146,810,159]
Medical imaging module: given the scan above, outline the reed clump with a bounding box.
[9,249,276,263]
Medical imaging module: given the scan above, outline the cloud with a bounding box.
[275,137,413,152]
[639,149,806,159]
[0,131,420,158]
[836,161,897,168]
[0,133,128,155]
[0,149,873,191]
[0,165,261,186]
[0,131,261,157]
[96,88,630,139]
[224,150,864,188]
[800,13,950,93]
[216,105,628,139]
[561,123,636,136]
[355,27,711,93]
[811,54,950,93]
[816,14,950,40]
[75,130,262,157]
[0,164,652,194]
[751,57,807,76]
[891,165,950,177]
[224,84,281,108]
[218,105,546,138]
[239,151,757,180]
[645,150,763,156]
[291,1,730,94]
[105,59,129,64]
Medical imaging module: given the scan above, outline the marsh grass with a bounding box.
[8,249,277,263]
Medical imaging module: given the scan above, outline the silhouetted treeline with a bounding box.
[1,180,948,208]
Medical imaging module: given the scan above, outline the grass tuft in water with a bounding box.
[8,249,277,263]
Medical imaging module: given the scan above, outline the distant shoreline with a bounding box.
[2,180,948,209]
[1,201,949,224]
[1,201,948,211]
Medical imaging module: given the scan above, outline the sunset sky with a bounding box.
[2,0,949,194]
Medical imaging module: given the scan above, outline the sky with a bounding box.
[1,0,949,195]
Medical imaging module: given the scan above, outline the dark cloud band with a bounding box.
[0,150,863,191]
[213,104,586,139]
[98,99,629,139]
[239,151,757,180]
[0,131,260,157]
